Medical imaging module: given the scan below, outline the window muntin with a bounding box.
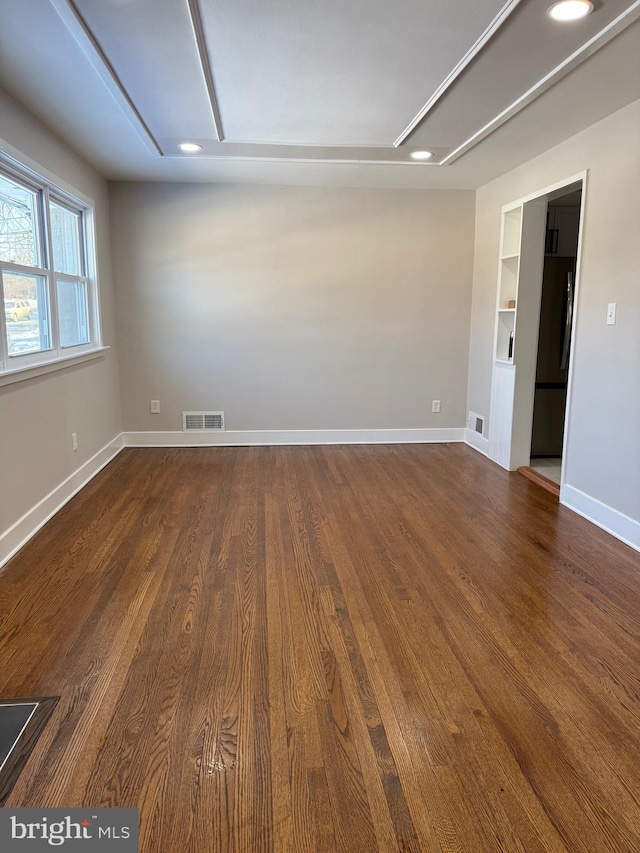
[0,155,99,374]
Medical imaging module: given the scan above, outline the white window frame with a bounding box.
[0,150,103,379]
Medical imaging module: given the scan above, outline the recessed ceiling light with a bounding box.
[547,1,593,22]
[177,142,203,153]
[410,151,434,161]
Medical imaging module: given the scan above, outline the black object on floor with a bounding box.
[0,697,58,805]
[0,703,37,767]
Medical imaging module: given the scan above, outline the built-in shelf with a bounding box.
[496,310,515,362]
[502,208,522,258]
[499,256,519,308]
[490,198,547,471]
[495,206,523,361]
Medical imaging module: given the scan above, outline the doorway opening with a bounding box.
[528,185,582,489]
[488,172,586,495]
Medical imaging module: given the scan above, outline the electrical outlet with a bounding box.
[71,433,78,452]
[432,400,441,413]
[150,400,160,414]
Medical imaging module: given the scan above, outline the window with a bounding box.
[0,155,100,376]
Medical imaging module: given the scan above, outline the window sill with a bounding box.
[0,346,110,387]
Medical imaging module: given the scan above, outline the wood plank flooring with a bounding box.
[0,444,638,852]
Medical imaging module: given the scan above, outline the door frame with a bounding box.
[489,170,588,494]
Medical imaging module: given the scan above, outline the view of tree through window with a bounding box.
[0,173,39,270]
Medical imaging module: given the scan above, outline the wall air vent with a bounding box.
[469,411,485,435]
[182,411,225,431]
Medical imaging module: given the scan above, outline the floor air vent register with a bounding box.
[469,410,485,436]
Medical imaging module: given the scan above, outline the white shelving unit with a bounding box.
[502,207,522,258]
[489,201,547,470]
[494,208,521,364]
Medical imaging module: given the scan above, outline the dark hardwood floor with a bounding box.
[0,444,638,851]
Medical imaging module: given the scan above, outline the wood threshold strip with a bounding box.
[517,465,560,497]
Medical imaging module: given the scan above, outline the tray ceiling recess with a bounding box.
[48,0,640,168]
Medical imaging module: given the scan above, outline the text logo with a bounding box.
[0,809,138,851]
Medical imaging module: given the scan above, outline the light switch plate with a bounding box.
[607,303,617,325]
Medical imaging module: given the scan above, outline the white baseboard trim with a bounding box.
[464,428,490,457]
[0,433,124,571]
[561,484,640,553]
[123,427,465,448]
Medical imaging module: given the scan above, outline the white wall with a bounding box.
[467,100,640,533]
[0,86,122,560]
[110,183,475,434]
